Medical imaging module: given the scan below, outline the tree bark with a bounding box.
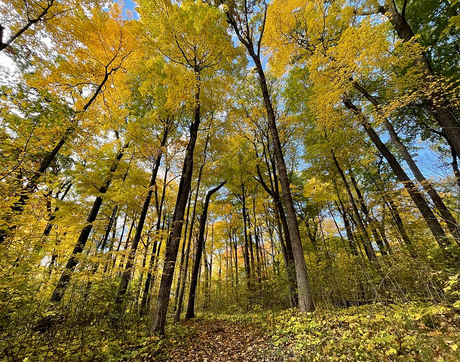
[151,74,202,335]
[353,81,460,243]
[378,0,460,157]
[343,98,452,251]
[50,142,129,303]
[348,168,388,255]
[331,151,377,262]
[185,182,225,319]
[116,123,170,304]
[140,167,170,314]
[240,184,252,288]
[175,135,209,321]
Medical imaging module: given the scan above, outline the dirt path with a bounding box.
[154,318,278,361]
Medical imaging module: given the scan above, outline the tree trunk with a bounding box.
[353,81,460,243]
[173,190,193,317]
[334,200,359,257]
[50,142,128,303]
[225,9,315,312]
[252,57,315,312]
[42,182,72,238]
[140,167,170,315]
[175,135,209,321]
[240,184,252,289]
[151,74,202,335]
[331,151,377,262]
[343,98,452,251]
[451,146,460,190]
[255,162,298,306]
[348,168,388,255]
[378,0,460,157]
[116,124,170,304]
[185,182,225,319]
[0,132,70,243]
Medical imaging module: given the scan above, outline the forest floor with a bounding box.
[120,304,460,361]
[4,303,460,361]
[145,318,280,361]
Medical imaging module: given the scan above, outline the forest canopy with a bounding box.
[1,0,460,360]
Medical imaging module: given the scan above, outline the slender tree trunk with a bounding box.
[334,200,359,257]
[50,142,129,303]
[451,146,460,190]
[173,190,194,321]
[186,182,225,319]
[252,198,262,288]
[240,185,252,289]
[173,190,193,315]
[0,60,125,243]
[252,59,315,311]
[116,125,170,304]
[152,74,202,335]
[225,10,314,311]
[115,216,136,275]
[343,98,452,251]
[0,132,69,243]
[229,234,237,289]
[140,168,170,314]
[348,168,387,255]
[42,182,72,238]
[378,0,460,157]
[175,135,209,321]
[362,162,416,255]
[353,81,460,243]
[255,160,298,306]
[331,152,377,262]
[99,205,118,252]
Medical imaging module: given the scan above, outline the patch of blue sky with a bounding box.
[115,0,139,19]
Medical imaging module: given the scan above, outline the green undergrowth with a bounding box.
[213,303,460,361]
[3,302,460,361]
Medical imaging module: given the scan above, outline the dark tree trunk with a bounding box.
[353,81,460,244]
[331,152,377,262]
[348,168,388,255]
[175,135,209,321]
[1,59,125,243]
[343,98,452,251]
[115,216,136,275]
[140,167,170,315]
[50,142,128,303]
[451,146,460,190]
[363,163,415,255]
[378,1,460,157]
[152,75,202,335]
[0,132,69,243]
[99,205,119,252]
[43,182,72,238]
[173,190,193,318]
[116,124,170,304]
[255,150,298,306]
[185,182,225,319]
[225,9,314,312]
[240,184,252,288]
[334,200,359,257]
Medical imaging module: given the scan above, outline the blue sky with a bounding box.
[119,0,139,19]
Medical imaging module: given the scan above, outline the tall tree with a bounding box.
[185,181,225,319]
[136,0,235,334]
[222,0,315,312]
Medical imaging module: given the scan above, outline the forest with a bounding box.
[1,0,460,360]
